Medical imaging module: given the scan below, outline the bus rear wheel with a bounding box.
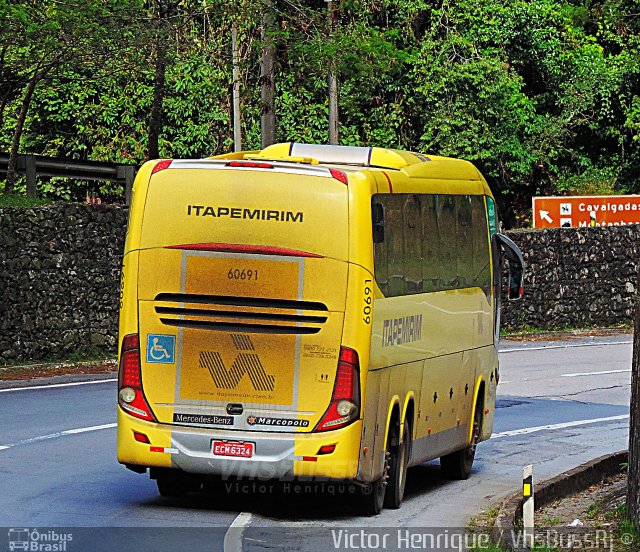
[155,469,199,498]
[359,452,389,516]
[440,397,483,480]
[384,419,411,509]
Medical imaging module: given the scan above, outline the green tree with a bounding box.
[3,0,639,223]
[2,0,142,193]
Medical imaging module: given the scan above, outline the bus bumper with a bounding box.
[117,408,364,481]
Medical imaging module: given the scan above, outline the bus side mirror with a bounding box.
[494,233,525,301]
[507,263,524,300]
[372,202,385,243]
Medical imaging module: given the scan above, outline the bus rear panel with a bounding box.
[117,160,368,481]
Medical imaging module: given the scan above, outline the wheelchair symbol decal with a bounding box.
[146,334,175,364]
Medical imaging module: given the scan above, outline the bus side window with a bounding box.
[373,193,492,298]
[471,196,491,293]
[456,196,472,289]
[403,195,423,294]
[386,195,406,297]
[421,195,441,292]
[372,202,385,244]
[373,199,389,296]
[439,196,457,289]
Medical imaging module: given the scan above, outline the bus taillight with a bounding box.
[314,347,360,432]
[330,168,348,185]
[152,160,172,173]
[118,334,156,422]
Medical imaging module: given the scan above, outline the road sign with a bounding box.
[532,195,640,228]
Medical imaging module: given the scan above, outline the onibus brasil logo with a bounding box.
[8,529,72,551]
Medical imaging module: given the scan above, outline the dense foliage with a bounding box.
[1,0,639,226]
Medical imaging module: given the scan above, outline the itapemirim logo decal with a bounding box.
[200,334,275,392]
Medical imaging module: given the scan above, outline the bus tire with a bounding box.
[384,419,410,509]
[440,397,483,480]
[359,452,389,516]
[156,470,197,498]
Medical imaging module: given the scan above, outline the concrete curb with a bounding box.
[491,450,628,551]
[0,371,117,389]
[503,328,632,342]
[0,358,116,372]
[0,358,117,388]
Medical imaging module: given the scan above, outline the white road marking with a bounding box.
[560,369,631,377]
[224,512,253,552]
[0,423,116,451]
[500,340,631,353]
[491,414,629,440]
[0,379,117,393]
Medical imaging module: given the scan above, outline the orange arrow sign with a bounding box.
[532,196,640,228]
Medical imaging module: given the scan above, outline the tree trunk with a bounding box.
[148,30,167,160]
[260,0,276,148]
[328,0,339,145]
[5,74,38,194]
[328,73,339,145]
[231,23,242,152]
[0,43,11,129]
[627,265,640,524]
[0,91,10,131]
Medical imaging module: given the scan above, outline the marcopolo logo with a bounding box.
[247,416,309,427]
[8,529,73,552]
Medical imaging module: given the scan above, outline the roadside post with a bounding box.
[523,464,534,548]
[627,247,640,524]
[24,155,37,198]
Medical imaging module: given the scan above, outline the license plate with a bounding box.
[212,440,254,458]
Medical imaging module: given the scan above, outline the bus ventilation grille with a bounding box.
[154,293,328,335]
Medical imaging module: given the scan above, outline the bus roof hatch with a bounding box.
[258,143,431,171]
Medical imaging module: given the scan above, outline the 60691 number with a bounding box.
[363,279,372,324]
[228,268,258,281]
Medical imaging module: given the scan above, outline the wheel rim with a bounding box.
[376,477,386,506]
[465,406,482,464]
[398,426,409,500]
[376,451,391,509]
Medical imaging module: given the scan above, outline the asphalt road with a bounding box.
[0,334,632,551]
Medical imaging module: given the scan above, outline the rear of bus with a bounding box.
[117,157,371,488]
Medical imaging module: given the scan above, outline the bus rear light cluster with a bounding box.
[317,444,336,455]
[314,347,360,432]
[226,161,274,169]
[133,431,150,444]
[118,334,156,422]
[152,160,172,173]
[330,168,348,185]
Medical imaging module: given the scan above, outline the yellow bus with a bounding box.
[117,142,524,514]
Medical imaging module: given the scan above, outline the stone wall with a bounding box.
[501,225,638,331]
[0,204,127,361]
[0,204,638,362]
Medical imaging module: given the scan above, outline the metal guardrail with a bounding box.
[0,153,137,204]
